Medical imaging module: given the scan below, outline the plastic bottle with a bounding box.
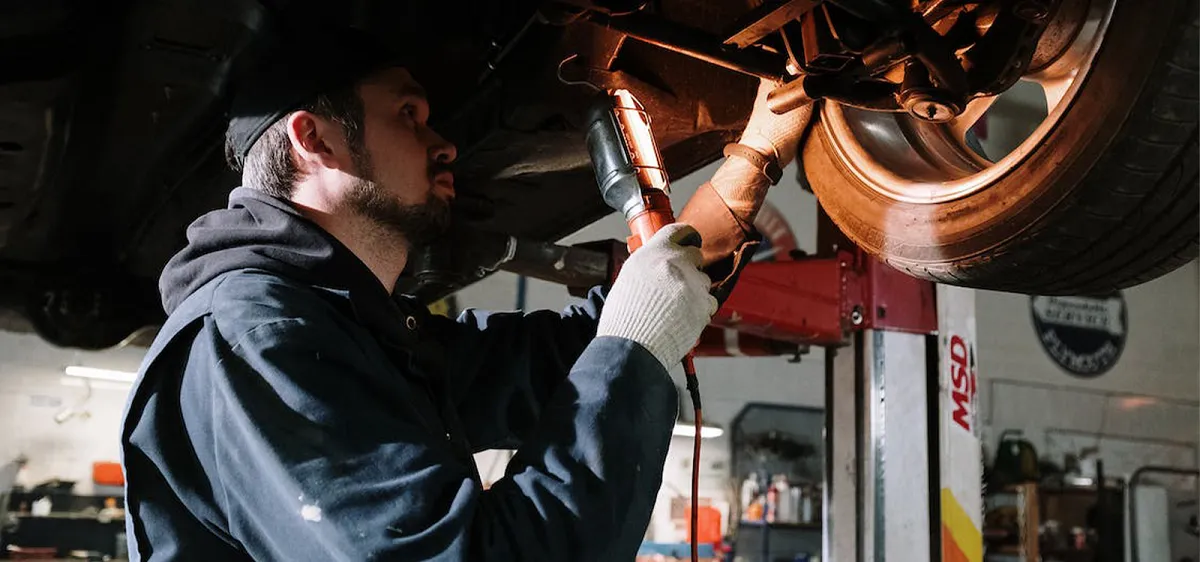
[740,473,760,521]
[765,481,778,523]
[775,475,792,523]
[31,496,51,517]
[801,485,814,523]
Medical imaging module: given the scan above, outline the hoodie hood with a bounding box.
[160,187,387,315]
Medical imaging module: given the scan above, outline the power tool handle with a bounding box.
[626,211,677,253]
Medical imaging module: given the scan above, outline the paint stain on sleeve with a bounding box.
[300,504,323,522]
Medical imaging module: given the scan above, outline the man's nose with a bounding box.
[428,128,457,164]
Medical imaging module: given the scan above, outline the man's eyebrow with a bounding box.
[391,83,428,100]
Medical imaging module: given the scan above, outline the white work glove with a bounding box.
[737,78,814,169]
[596,223,719,370]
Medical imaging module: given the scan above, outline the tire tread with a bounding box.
[946,1,1200,294]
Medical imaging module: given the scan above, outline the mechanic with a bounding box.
[120,28,808,561]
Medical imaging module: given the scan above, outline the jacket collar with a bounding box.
[233,188,426,352]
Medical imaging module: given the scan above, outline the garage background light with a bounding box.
[64,366,138,383]
[672,423,725,439]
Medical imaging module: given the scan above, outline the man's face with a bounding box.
[343,67,457,247]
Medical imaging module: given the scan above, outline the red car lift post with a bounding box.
[704,211,983,562]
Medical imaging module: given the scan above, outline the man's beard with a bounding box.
[345,176,450,248]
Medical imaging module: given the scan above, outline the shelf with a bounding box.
[738,521,822,531]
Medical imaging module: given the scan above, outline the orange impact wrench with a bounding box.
[585,88,705,562]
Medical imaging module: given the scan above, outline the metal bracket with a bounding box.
[723,0,821,49]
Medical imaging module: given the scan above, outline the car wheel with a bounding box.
[802,0,1198,294]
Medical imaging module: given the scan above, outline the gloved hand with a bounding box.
[596,223,718,370]
[737,78,813,168]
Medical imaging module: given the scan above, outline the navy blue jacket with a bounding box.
[121,188,677,561]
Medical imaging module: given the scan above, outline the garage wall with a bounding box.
[0,333,142,495]
[978,261,1200,467]
[979,263,1199,399]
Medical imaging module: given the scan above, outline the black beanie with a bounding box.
[226,27,397,169]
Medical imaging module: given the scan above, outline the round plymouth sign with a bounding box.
[1030,293,1127,377]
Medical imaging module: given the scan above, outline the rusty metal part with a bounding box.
[586,12,785,80]
[972,2,1002,34]
[1027,0,1090,73]
[907,16,970,94]
[800,6,857,74]
[920,0,962,23]
[901,89,961,122]
[723,0,821,49]
[767,76,814,115]
[900,61,962,122]
[499,240,612,288]
[799,72,904,112]
[860,34,910,75]
[778,20,805,75]
[403,227,615,299]
[962,0,1063,95]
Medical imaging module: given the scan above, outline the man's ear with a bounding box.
[285,111,349,172]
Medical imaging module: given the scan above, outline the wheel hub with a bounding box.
[820,0,1117,204]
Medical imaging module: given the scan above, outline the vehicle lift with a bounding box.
[493,204,984,562]
[703,211,984,562]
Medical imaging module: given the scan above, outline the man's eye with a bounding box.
[401,105,417,119]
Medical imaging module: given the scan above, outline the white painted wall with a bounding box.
[978,261,1200,467]
[0,333,143,495]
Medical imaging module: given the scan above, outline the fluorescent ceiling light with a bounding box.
[672,423,724,439]
[64,366,137,383]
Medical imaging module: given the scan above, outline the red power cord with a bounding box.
[682,355,702,562]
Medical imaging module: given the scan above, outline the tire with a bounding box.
[801,0,1199,295]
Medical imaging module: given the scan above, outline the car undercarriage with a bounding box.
[2,0,1197,348]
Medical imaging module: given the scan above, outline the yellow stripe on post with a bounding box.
[940,488,982,562]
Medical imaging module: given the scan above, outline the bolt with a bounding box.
[913,99,957,122]
[851,306,864,326]
[902,90,961,123]
[1013,0,1050,21]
